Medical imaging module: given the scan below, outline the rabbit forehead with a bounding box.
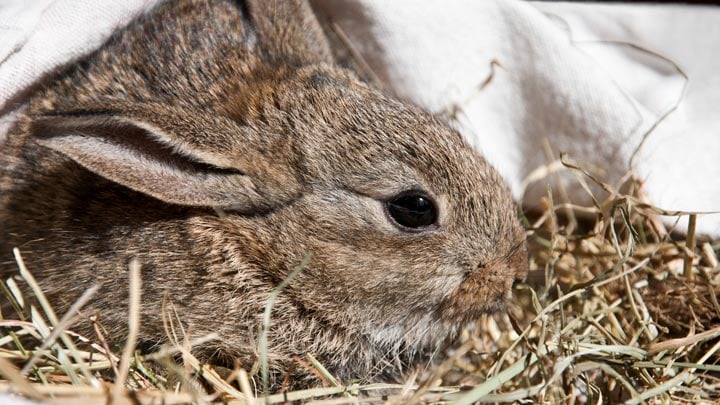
[270,71,479,185]
[284,81,518,243]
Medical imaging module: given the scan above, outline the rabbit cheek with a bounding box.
[439,261,516,323]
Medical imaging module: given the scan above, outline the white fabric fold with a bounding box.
[0,0,159,111]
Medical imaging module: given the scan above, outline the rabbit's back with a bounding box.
[42,1,258,112]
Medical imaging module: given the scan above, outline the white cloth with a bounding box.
[1,0,719,235]
[0,0,159,109]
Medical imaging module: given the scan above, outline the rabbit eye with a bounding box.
[386,192,438,230]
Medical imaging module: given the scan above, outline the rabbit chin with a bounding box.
[365,312,463,354]
[363,280,514,355]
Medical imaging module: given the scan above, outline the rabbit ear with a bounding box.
[32,112,299,211]
[246,0,333,64]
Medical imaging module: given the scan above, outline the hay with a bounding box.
[1,160,718,404]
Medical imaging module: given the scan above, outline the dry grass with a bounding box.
[1,158,718,405]
[5,8,717,405]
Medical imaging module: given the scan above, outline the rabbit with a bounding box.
[0,0,528,388]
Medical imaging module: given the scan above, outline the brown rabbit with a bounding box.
[0,0,527,388]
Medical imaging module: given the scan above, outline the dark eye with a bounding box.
[386,192,438,230]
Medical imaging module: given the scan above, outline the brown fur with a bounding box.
[0,0,527,388]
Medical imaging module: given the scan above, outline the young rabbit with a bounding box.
[0,0,527,387]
